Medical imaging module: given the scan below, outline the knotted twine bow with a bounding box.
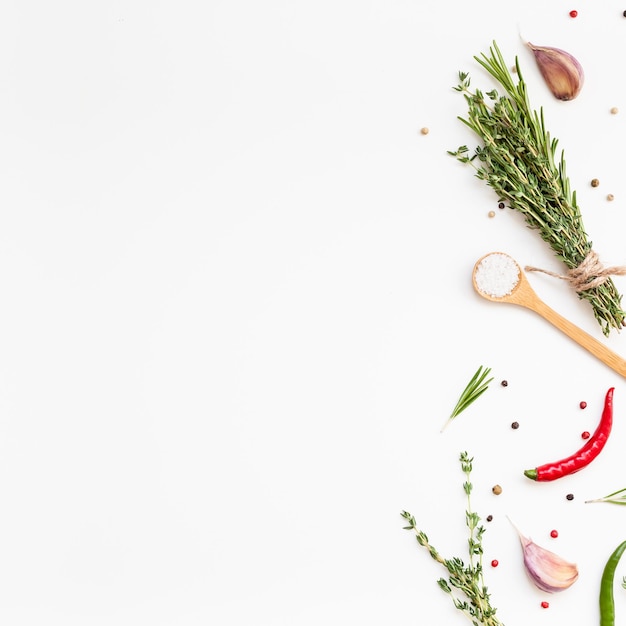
[525,250,626,292]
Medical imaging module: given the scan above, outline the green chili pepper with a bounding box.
[600,540,626,626]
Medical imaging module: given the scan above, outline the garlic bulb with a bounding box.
[510,519,579,592]
[526,42,584,101]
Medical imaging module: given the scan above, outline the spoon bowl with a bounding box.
[473,252,626,379]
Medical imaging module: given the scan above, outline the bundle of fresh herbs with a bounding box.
[402,452,504,626]
[449,41,626,336]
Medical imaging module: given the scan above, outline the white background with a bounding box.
[2,1,626,624]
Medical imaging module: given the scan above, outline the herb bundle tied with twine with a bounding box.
[449,41,626,336]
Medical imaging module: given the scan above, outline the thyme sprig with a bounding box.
[441,365,493,431]
[449,41,625,336]
[401,452,504,626]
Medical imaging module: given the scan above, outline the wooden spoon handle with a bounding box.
[525,297,626,378]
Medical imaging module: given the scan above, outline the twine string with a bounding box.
[525,250,626,292]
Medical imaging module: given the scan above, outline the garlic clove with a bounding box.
[526,42,584,101]
[509,518,579,592]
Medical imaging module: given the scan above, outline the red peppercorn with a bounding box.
[541,601,550,609]
[580,401,587,409]
[582,431,591,439]
[491,559,499,567]
[550,529,558,538]
[569,9,578,17]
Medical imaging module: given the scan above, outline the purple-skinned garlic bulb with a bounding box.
[526,42,584,101]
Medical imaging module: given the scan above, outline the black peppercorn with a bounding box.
[486,515,493,522]
[623,9,626,17]
[501,380,508,387]
[498,202,505,209]
[511,421,519,429]
[566,493,574,501]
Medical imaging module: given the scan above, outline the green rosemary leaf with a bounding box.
[452,41,626,336]
[585,487,626,505]
[442,366,493,431]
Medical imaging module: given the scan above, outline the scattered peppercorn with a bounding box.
[582,431,591,439]
[511,421,520,429]
[541,601,550,609]
[498,202,505,209]
[569,9,578,17]
[611,107,619,114]
[420,127,429,135]
[607,194,615,202]
[550,530,559,538]
[591,178,600,187]
[566,493,574,501]
[501,380,508,387]
[580,401,587,409]
[486,515,493,522]
[491,559,499,567]
[623,10,626,17]
[492,484,502,495]
[488,210,496,218]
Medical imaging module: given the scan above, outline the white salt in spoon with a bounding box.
[472,251,626,379]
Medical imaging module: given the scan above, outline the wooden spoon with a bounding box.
[472,252,626,379]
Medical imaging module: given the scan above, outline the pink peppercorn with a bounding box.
[541,601,550,609]
[582,431,591,440]
[569,9,578,17]
[550,530,558,538]
[491,559,499,567]
[580,401,587,409]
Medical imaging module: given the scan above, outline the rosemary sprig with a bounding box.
[585,487,626,505]
[401,452,504,626]
[441,365,493,431]
[449,41,625,336]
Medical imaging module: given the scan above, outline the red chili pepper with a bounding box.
[524,387,614,481]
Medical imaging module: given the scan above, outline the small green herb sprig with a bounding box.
[449,41,625,336]
[586,487,626,505]
[441,365,493,432]
[401,452,504,626]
